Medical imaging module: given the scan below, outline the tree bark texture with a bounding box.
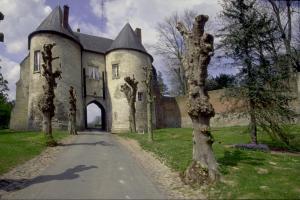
[177,15,219,183]
[68,86,77,135]
[121,76,138,133]
[38,43,61,146]
[143,66,154,142]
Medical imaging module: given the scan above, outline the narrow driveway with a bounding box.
[6,132,166,199]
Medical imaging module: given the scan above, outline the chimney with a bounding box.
[63,5,69,29]
[77,28,80,32]
[135,28,142,43]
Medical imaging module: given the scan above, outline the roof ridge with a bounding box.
[74,32,113,41]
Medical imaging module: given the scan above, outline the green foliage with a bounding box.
[0,66,12,129]
[0,130,68,175]
[119,126,300,199]
[206,74,236,91]
[219,0,295,145]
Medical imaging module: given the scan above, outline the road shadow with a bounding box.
[60,140,114,147]
[0,165,98,192]
[218,149,265,174]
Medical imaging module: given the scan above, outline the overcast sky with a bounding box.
[0,0,229,101]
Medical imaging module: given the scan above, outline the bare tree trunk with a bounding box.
[121,76,138,133]
[177,15,219,184]
[130,102,137,133]
[68,86,77,135]
[249,99,257,144]
[147,99,153,142]
[143,66,154,142]
[38,43,61,147]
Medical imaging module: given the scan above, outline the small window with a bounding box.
[137,92,143,101]
[87,66,100,80]
[34,50,41,72]
[112,64,119,79]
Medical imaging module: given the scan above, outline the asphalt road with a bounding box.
[6,132,166,199]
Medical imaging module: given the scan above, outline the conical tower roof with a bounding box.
[107,23,153,60]
[28,6,80,48]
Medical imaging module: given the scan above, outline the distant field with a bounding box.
[0,130,68,175]
[120,125,300,199]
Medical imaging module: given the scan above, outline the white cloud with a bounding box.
[0,56,20,100]
[0,0,52,54]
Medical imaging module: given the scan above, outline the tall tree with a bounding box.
[0,65,12,129]
[177,15,219,183]
[121,76,138,133]
[68,86,77,135]
[154,10,197,95]
[219,0,294,145]
[143,65,154,142]
[38,43,61,146]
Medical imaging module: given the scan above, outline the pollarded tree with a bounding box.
[121,76,138,133]
[177,15,219,183]
[68,86,77,135]
[142,65,154,142]
[38,43,61,146]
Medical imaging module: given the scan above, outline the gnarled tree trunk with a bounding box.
[177,15,219,183]
[68,86,77,135]
[38,43,61,146]
[121,76,138,133]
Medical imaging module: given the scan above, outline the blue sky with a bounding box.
[0,0,232,100]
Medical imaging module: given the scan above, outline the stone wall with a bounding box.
[106,50,152,133]
[10,56,30,130]
[156,89,249,129]
[27,33,84,130]
[157,86,300,128]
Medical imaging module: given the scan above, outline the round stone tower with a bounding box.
[105,24,153,133]
[27,5,84,130]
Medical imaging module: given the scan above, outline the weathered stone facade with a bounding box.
[10,5,154,133]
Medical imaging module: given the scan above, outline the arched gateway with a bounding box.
[86,101,106,131]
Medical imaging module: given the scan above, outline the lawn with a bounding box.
[0,130,68,175]
[119,125,300,199]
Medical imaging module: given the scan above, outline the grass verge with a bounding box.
[0,130,68,175]
[119,125,300,199]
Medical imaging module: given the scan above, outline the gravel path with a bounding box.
[0,132,166,199]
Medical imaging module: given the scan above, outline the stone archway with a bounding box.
[86,101,106,131]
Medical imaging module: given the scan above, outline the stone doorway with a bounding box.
[86,101,106,131]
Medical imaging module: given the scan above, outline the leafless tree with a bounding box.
[68,86,77,135]
[177,15,219,183]
[38,43,61,146]
[142,65,154,142]
[154,10,198,95]
[121,76,138,133]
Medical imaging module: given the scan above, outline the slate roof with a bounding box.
[107,23,147,53]
[29,6,152,60]
[29,6,80,47]
[74,32,113,54]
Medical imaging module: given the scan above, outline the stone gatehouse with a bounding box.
[10,5,157,133]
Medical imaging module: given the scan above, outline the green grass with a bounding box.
[119,125,300,199]
[0,129,68,175]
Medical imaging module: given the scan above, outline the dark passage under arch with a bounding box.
[86,101,106,131]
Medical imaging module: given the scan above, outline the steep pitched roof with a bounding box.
[28,6,80,48]
[75,32,113,54]
[107,23,152,60]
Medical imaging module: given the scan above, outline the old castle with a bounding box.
[10,5,159,133]
[10,5,300,132]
